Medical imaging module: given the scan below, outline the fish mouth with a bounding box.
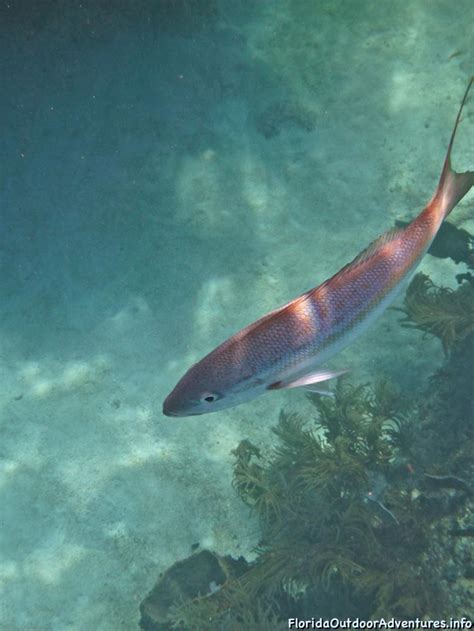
[163,403,203,417]
[162,401,182,417]
[163,408,202,418]
[162,400,197,417]
[162,398,176,416]
[163,408,179,417]
[162,392,181,417]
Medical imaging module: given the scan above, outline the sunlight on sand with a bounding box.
[18,356,110,398]
[103,296,152,333]
[24,540,86,585]
[389,70,419,112]
[0,459,20,488]
[195,276,234,338]
[176,150,223,228]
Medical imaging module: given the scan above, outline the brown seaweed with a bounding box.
[396,273,474,353]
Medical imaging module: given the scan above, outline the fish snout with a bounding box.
[162,391,183,417]
[162,406,179,417]
[163,387,201,417]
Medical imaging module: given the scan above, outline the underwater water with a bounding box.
[1,1,473,629]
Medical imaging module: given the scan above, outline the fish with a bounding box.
[163,78,474,417]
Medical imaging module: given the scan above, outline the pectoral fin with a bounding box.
[268,368,349,393]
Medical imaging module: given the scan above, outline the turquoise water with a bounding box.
[1,1,473,629]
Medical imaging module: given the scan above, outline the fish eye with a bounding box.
[200,392,219,404]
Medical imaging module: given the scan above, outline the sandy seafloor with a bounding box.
[0,1,473,629]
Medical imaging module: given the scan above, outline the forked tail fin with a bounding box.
[434,76,474,217]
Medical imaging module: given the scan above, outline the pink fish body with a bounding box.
[164,79,474,417]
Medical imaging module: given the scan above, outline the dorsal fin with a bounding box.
[313,225,407,293]
[349,226,406,266]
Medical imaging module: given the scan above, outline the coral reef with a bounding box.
[140,272,473,629]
